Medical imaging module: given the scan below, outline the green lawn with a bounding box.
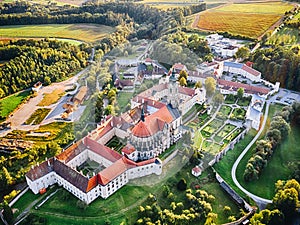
[236,124,300,199]
[0,24,115,43]
[237,97,251,107]
[231,107,246,120]
[213,129,257,199]
[117,92,133,113]
[218,105,232,119]
[0,90,31,120]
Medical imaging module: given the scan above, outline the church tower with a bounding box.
[168,68,179,108]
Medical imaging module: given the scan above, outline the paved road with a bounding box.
[231,100,272,209]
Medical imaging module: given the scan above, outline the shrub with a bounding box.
[177,178,187,191]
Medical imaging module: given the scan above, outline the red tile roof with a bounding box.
[56,141,86,163]
[131,120,152,137]
[179,86,195,97]
[131,96,166,109]
[98,158,127,185]
[85,137,122,163]
[172,63,186,70]
[145,58,153,63]
[121,143,136,155]
[241,64,260,77]
[192,166,201,173]
[217,79,269,95]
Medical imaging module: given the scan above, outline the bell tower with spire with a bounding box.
[168,68,179,108]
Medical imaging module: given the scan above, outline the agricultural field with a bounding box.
[0,24,116,43]
[136,0,200,10]
[196,2,294,39]
[0,0,86,6]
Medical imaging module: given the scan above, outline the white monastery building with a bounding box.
[26,66,206,204]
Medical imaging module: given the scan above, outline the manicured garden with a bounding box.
[230,107,246,121]
[217,105,232,119]
[24,108,51,125]
[116,92,133,113]
[0,90,32,120]
[237,96,251,107]
[105,136,125,153]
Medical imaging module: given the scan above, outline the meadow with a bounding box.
[0,24,115,43]
[196,2,294,39]
[0,90,31,120]
[38,89,65,107]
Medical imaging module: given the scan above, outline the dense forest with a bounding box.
[0,39,89,97]
[251,46,300,91]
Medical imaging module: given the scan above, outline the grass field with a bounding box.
[0,24,116,43]
[0,90,31,120]
[38,89,64,107]
[213,129,257,199]
[196,2,294,39]
[116,92,133,113]
[235,104,299,199]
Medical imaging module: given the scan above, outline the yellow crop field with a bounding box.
[214,2,294,14]
[197,12,280,39]
[196,2,294,39]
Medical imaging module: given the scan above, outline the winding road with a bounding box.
[231,100,272,209]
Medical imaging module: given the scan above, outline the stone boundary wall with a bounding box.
[162,149,179,166]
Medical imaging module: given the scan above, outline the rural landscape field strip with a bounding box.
[0,24,115,43]
[196,2,294,39]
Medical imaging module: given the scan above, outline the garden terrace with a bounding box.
[201,118,224,138]
[214,124,237,143]
[230,107,246,121]
[217,105,232,120]
[105,136,125,153]
[225,94,238,104]
[77,159,106,178]
[237,96,251,107]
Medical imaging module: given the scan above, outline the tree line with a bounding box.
[136,185,218,225]
[244,102,300,181]
[250,46,300,92]
[250,179,300,224]
[0,1,206,40]
[0,39,89,97]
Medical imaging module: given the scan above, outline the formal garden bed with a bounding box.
[224,94,238,104]
[237,96,251,107]
[105,136,125,153]
[230,107,246,120]
[217,105,232,119]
